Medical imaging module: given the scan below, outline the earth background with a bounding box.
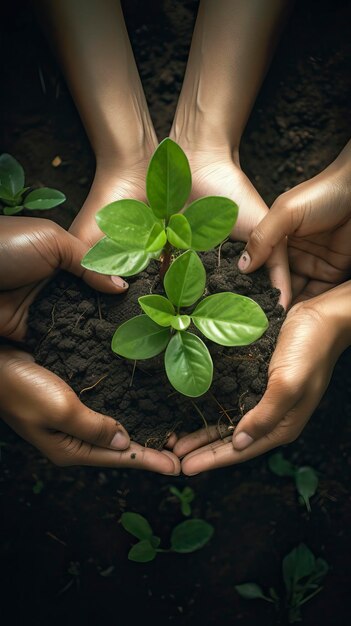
[1,0,351,624]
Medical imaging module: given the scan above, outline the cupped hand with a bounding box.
[68,158,153,246]
[174,284,350,475]
[0,217,128,342]
[0,348,180,474]
[177,148,291,308]
[238,141,351,303]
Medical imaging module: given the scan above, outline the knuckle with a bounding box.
[249,227,265,250]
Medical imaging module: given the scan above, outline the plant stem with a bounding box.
[159,241,173,282]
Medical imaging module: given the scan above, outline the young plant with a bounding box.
[0,153,66,215]
[81,138,269,397]
[169,485,195,516]
[268,452,319,512]
[120,511,214,563]
[81,137,239,278]
[235,543,329,624]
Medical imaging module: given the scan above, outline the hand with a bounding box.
[69,156,154,246]
[0,348,180,474]
[174,283,351,474]
[171,146,291,308]
[238,140,351,302]
[0,217,180,472]
[0,216,128,342]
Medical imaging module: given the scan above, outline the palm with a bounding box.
[188,156,269,241]
[186,154,291,307]
[69,160,150,246]
[288,218,351,302]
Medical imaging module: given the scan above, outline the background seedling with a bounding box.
[235,543,329,624]
[169,486,195,516]
[268,452,319,512]
[120,511,214,563]
[0,153,66,215]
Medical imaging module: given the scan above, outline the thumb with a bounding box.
[237,197,298,274]
[64,400,131,450]
[59,230,129,294]
[232,377,299,451]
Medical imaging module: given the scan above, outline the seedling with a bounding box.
[0,153,66,215]
[268,452,319,512]
[81,138,268,397]
[120,511,214,563]
[235,543,329,624]
[169,485,195,516]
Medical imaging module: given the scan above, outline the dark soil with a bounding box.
[27,242,284,447]
[1,1,351,625]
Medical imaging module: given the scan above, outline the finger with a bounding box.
[173,425,220,458]
[59,230,129,294]
[165,432,178,449]
[231,378,300,452]
[264,239,291,309]
[237,200,297,274]
[48,433,181,475]
[60,403,131,450]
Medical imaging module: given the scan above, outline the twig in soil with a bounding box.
[238,390,248,415]
[129,360,137,387]
[79,373,108,396]
[38,65,46,94]
[190,400,211,443]
[209,393,235,438]
[74,305,91,327]
[217,237,229,268]
[46,531,67,547]
[96,294,102,321]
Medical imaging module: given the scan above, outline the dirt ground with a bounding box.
[1,1,351,625]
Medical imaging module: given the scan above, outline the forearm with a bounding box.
[171,0,292,156]
[34,0,157,167]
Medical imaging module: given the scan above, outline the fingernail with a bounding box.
[110,276,129,289]
[238,251,251,272]
[110,430,129,450]
[233,431,254,450]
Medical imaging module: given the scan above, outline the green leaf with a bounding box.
[164,331,213,397]
[164,250,206,308]
[0,153,25,196]
[181,503,191,517]
[146,138,191,219]
[184,196,238,250]
[235,583,272,601]
[150,535,161,549]
[112,315,171,360]
[95,199,161,251]
[166,213,192,249]
[128,540,157,563]
[170,519,214,553]
[23,187,66,209]
[145,222,167,253]
[138,295,175,327]
[192,293,268,346]
[283,544,316,597]
[81,236,151,276]
[182,486,195,502]
[120,512,153,540]
[3,205,23,215]
[295,467,319,513]
[268,452,296,477]
[171,315,191,331]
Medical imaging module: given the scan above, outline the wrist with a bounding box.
[94,119,158,172]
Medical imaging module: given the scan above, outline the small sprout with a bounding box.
[268,452,319,512]
[169,485,195,516]
[120,511,214,563]
[0,153,66,215]
[235,543,329,624]
[32,479,44,495]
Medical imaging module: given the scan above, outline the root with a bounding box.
[79,373,108,396]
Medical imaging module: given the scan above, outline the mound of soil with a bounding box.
[27,242,284,447]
